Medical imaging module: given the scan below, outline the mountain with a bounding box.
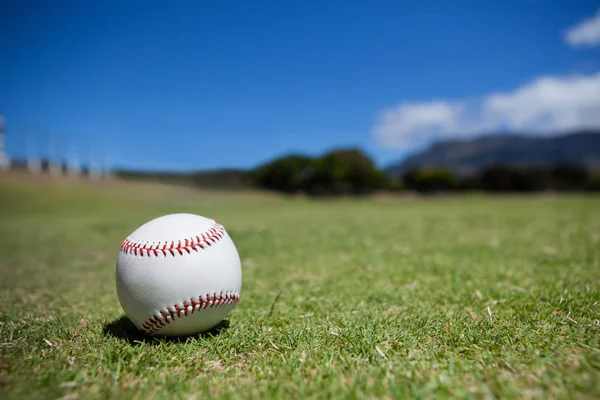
[385,130,600,178]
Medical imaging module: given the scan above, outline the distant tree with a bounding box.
[401,168,458,193]
[456,174,481,191]
[479,164,552,192]
[309,151,349,194]
[479,164,525,191]
[251,154,316,194]
[387,178,405,192]
[586,171,600,191]
[550,162,590,191]
[308,148,386,195]
[522,167,552,191]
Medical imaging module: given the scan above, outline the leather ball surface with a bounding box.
[115,213,242,336]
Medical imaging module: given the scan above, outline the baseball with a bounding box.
[115,213,242,336]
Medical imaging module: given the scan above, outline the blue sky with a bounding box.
[2,0,600,171]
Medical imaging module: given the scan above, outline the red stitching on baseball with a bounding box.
[119,222,225,257]
[139,291,240,335]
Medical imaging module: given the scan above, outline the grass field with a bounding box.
[1,173,599,399]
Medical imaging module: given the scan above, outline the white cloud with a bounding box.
[564,8,600,47]
[483,73,600,132]
[372,72,600,150]
[372,101,465,149]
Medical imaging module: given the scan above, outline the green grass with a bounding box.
[1,175,599,399]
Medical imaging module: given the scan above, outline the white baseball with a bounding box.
[115,213,242,336]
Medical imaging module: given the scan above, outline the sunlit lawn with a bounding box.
[1,173,599,399]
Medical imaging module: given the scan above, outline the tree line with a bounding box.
[113,147,600,194]
[398,163,600,193]
[250,148,600,194]
[250,149,387,195]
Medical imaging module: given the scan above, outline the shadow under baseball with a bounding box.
[102,315,231,345]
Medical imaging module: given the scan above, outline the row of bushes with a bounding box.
[398,163,600,193]
[112,148,600,195]
[251,149,600,194]
[250,149,386,195]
